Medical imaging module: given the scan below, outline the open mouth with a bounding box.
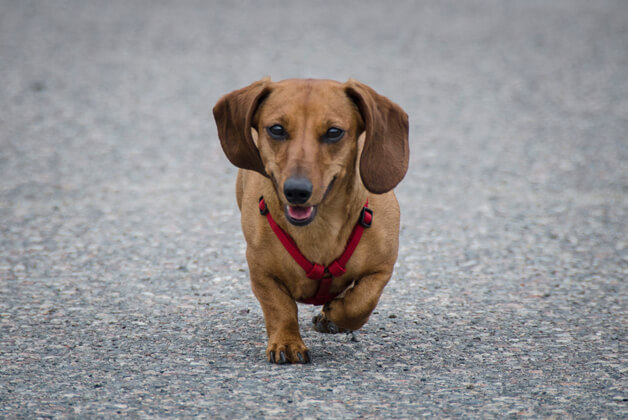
[285,205,317,226]
[278,176,336,227]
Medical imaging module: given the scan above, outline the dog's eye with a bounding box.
[323,127,345,143]
[266,124,287,140]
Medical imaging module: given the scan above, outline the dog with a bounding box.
[213,78,409,364]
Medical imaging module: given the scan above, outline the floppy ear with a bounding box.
[213,78,271,176]
[345,80,409,194]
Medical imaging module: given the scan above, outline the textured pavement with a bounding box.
[1,0,627,418]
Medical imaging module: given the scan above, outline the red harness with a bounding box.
[258,197,373,306]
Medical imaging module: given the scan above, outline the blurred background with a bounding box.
[1,0,626,418]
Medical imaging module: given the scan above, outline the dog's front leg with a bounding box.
[313,270,392,333]
[250,273,311,364]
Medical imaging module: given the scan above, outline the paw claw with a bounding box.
[312,312,350,334]
[266,342,310,364]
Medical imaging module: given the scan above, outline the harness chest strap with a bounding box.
[258,197,373,306]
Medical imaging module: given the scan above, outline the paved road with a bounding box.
[1,0,626,418]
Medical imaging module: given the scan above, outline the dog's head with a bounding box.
[213,78,409,226]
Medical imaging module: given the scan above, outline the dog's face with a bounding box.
[251,80,364,226]
[214,78,409,226]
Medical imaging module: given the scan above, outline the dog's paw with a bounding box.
[312,312,351,334]
[266,341,311,364]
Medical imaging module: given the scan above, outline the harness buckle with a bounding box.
[259,196,269,215]
[359,207,373,228]
[306,263,326,280]
[328,261,346,277]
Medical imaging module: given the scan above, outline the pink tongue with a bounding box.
[288,206,313,220]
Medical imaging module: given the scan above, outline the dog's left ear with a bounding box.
[345,80,409,194]
[213,78,271,176]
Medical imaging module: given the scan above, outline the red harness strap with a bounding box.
[258,197,373,306]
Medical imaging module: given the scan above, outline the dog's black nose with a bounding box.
[284,177,312,204]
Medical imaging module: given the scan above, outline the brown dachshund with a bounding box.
[213,78,409,364]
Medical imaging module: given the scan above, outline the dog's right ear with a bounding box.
[213,78,271,176]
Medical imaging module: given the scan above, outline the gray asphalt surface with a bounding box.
[1,0,627,418]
